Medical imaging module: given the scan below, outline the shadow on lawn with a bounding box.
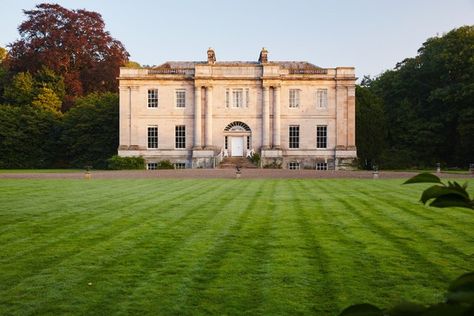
[339,173,473,316]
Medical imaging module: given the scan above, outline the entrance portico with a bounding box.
[224,121,252,157]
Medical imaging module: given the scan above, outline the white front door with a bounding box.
[231,137,244,156]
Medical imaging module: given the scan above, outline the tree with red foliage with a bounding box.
[7,3,129,108]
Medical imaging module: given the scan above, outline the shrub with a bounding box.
[248,152,261,165]
[107,155,145,170]
[157,160,174,169]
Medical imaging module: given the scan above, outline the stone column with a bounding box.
[194,86,202,148]
[335,84,347,149]
[205,86,213,148]
[273,86,281,149]
[262,86,270,149]
[347,86,356,149]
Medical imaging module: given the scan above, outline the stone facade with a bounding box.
[118,48,357,169]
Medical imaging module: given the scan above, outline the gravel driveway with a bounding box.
[0,169,471,179]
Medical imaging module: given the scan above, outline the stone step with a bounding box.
[219,157,258,169]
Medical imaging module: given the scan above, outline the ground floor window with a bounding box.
[175,125,186,148]
[147,163,157,170]
[289,162,300,170]
[225,136,228,149]
[148,126,158,149]
[317,125,327,148]
[174,163,186,169]
[316,162,328,170]
[247,136,251,149]
[289,125,300,148]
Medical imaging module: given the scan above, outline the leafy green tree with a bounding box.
[0,47,8,103]
[31,87,62,115]
[355,85,387,169]
[34,66,66,101]
[3,72,34,105]
[0,105,60,168]
[369,25,474,168]
[61,92,119,168]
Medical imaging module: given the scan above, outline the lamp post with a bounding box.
[372,165,379,179]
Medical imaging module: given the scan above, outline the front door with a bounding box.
[231,137,244,156]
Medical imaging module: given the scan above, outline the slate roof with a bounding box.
[153,61,323,70]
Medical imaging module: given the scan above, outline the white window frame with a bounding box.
[232,89,243,108]
[226,88,248,108]
[316,89,328,108]
[175,89,186,108]
[175,125,186,149]
[316,162,328,170]
[147,163,157,170]
[174,162,186,169]
[289,125,300,149]
[147,126,158,149]
[245,88,250,107]
[316,125,327,149]
[147,89,159,108]
[289,89,300,108]
[289,162,300,170]
[225,89,230,108]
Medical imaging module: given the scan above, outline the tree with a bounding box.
[3,72,34,105]
[0,47,9,103]
[31,87,62,115]
[34,66,66,101]
[61,92,119,168]
[369,25,474,168]
[7,3,129,107]
[355,86,387,169]
[0,105,60,168]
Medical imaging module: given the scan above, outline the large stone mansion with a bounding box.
[118,48,356,169]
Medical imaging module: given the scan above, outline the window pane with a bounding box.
[148,89,158,108]
[175,125,186,148]
[317,125,327,148]
[176,90,186,108]
[289,125,300,148]
[289,89,299,108]
[317,89,327,108]
[148,126,158,148]
[232,89,243,107]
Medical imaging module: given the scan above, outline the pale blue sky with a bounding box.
[0,0,473,78]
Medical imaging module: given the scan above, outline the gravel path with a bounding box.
[0,169,471,179]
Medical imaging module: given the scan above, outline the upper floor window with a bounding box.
[148,89,158,108]
[226,88,248,108]
[289,125,300,148]
[148,126,158,148]
[232,89,243,108]
[176,89,186,108]
[289,89,300,108]
[317,125,327,148]
[317,89,328,108]
[175,125,186,148]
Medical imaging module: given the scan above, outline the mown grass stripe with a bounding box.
[0,180,230,315]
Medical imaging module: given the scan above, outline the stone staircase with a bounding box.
[219,157,258,169]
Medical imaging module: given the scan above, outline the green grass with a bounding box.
[0,179,472,315]
[0,169,82,173]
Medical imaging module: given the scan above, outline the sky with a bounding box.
[0,0,473,79]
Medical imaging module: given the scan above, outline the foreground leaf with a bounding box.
[404,173,442,185]
[339,303,383,316]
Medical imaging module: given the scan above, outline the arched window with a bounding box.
[224,121,251,132]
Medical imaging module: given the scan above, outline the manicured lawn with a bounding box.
[0,179,472,315]
[0,169,82,173]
